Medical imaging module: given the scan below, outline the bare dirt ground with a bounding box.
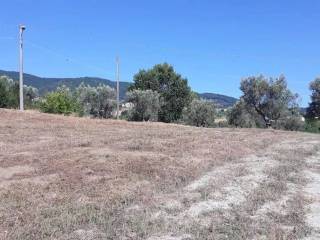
[0,109,319,240]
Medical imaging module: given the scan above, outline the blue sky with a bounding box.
[1,0,320,106]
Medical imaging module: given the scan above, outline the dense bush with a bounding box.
[0,76,17,108]
[305,78,320,133]
[39,86,77,115]
[126,89,161,121]
[129,63,192,123]
[216,120,229,128]
[75,83,116,118]
[0,76,38,109]
[228,100,264,128]
[304,119,320,133]
[24,85,39,105]
[273,116,304,131]
[182,99,216,127]
[306,78,320,119]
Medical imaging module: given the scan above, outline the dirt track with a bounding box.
[0,109,319,240]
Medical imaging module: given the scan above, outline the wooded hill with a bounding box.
[0,70,237,107]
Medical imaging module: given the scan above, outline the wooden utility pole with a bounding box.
[19,25,26,111]
[116,57,120,119]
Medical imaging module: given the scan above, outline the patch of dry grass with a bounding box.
[0,109,319,239]
[183,144,319,239]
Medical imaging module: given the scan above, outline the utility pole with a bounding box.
[116,56,120,119]
[19,25,26,111]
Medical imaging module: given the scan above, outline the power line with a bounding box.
[25,40,111,77]
[0,36,15,40]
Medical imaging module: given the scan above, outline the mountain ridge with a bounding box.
[0,70,237,107]
[0,70,131,99]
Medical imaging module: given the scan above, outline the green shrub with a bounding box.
[0,76,38,109]
[120,109,129,120]
[273,116,304,131]
[216,120,229,128]
[182,99,216,127]
[304,119,320,133]
[75,83,116,118]
[306,78,320,119]
[228,100,264,128]
[40,86,77,115]
[127,89,161,121]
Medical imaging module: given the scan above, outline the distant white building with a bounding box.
[122,102,134,109]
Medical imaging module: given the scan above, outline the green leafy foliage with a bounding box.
[306,78,320,119]
[304,119,320,133]
[0,76,38,109]
[238,75,302,129]
[76,83,116,118]
[0,70,130,99]
[126,89,161,122]
[228,99,264,128]
[182,99,216,127]
[129,63,192,122]
[0,70,237,108]
[39,86,77,115]
[228,75,304,131]
[273,115,304,131]
[0,76,18,108]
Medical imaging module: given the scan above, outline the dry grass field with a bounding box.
[0,109,319,240]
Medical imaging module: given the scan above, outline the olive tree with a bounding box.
[126,89,161,121]
[239,75,300,128]
[76,83,116,118]
[182,99,216,127]
[24,85,39,107]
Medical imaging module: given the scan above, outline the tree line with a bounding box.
[0,63,319,132]
[0,76,38,109]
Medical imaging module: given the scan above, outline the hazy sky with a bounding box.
[1,0,320,106]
